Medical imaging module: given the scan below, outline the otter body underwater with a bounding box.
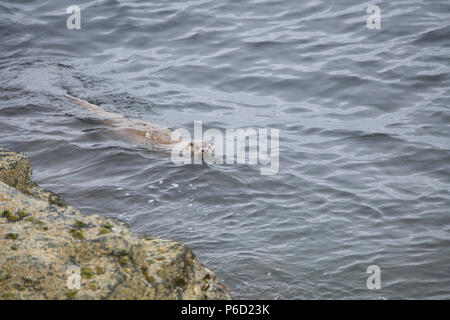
[64,93,213,158]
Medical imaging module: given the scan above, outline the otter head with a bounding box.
[188,141,215,159]
[172,140,214,159]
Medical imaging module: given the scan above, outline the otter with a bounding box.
[64,93,213,158]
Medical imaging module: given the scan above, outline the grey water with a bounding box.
[1,0,449,299]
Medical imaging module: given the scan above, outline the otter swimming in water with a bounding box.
[64,93,213,158]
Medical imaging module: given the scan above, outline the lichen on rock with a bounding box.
[0,148,232,300]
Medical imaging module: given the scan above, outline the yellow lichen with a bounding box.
[2,293,15,300]
[103,222,113,229]
[74,220,87,228]
[6,213,20,222]
[98,227,111,235]
[119,256,130,266]
[89,282,99,291]
[5,233,18,240]
[18,210,28,217]
[81,267,95,279]
[1,209,11,218]
[95,266,105,275]
[65,290,77,299]
[69,229,85,240]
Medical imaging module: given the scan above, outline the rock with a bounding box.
[0,149,33,193]
[0,148,232,300]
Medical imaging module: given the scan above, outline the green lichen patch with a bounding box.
[2,293,15,300]
[81,267,95,279]
[89,282,99,291]
[7,213,20,222]
[119,256,130,266]
[23,189,34,196]
[98,227,111,235]
[95,266,105,275]
[74,220,87,228]
[65,290,78,299]
[103,222,113,230]
[18,210,28,217]
[48,194,67,207]
[32,219,48,230]
[2,209,28,222]
[1,209,12,218]
[15,284,26,291]
[69,228,85,240]
[5,233,18,240]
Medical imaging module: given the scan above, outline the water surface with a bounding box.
[1,0,449,299]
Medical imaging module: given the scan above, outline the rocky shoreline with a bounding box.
[0,148,232,300]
